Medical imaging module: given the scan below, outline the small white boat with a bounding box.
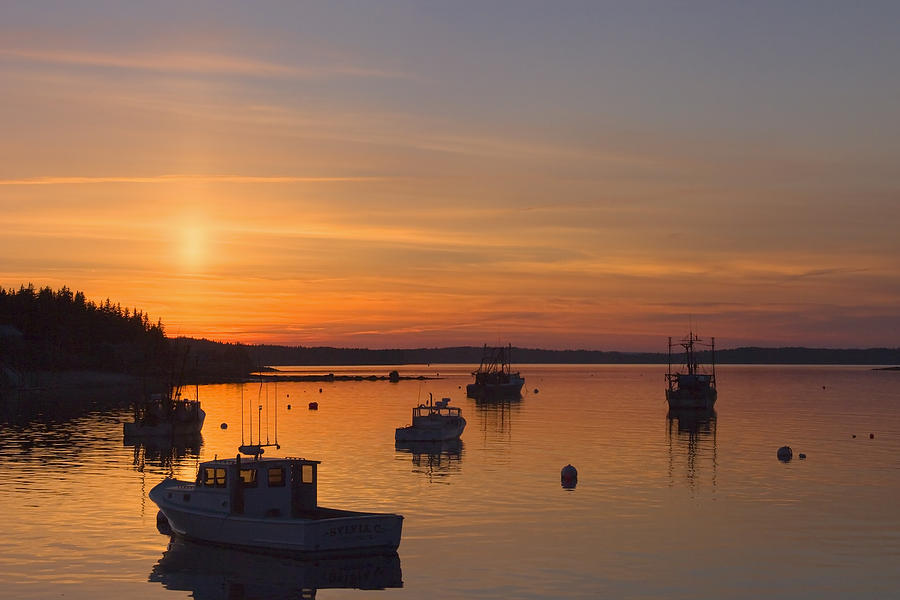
[149,453,403,555]
[395,394,466,442]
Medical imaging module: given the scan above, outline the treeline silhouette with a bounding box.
[2,285,898,388]
[0,285,259,385]
[0,284,167,375]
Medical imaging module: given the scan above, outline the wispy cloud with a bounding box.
[0,174,393,186]
[0,48,409,80]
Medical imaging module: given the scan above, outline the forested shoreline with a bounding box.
[2,285,898,393]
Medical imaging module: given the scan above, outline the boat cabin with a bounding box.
[161,456,321,518]
[411,397,462,424]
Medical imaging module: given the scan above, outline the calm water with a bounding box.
[1,365,899,599]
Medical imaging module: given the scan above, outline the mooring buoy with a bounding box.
[561,464,577,489]
[220,422,227,430]
[777,446,793,462]
[798,453,807,459]
[309,402,318,410]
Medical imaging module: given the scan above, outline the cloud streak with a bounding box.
[0,48,408,80]
[0,175,394,186]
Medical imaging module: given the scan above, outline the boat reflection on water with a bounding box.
[666,408,717,490]
[124,434,202,473]
[149,536,402,599]
[394,439,463,481]
[473,397,522,436]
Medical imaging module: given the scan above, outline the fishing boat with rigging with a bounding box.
[665,331,717,410]
[466,344,525,399]
[123,385,205,438]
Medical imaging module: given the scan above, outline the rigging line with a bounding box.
[241,385,245,446]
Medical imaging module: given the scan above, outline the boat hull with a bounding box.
[123,408,206,438]
[395,418,466,442]
[666,388,717,410]
[150,481,402,555]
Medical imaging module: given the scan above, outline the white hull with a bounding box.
[395,418,466,442]
[150,481,402,554]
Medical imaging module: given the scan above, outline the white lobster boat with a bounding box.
[395,394,466,442]
[150,452,403,555]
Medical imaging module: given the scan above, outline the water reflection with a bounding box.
[473,397,522,436]
[124,435,202,474]
[149,536,402,599]
[666,408,718,491]
[395,439,463,482]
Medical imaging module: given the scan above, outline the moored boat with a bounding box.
[466,344,525,399]
[124,389,205,438]
[665,331,717,410]
[149,452,403,555]
[395,394,466,442]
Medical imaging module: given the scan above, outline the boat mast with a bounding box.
[667,336,672,389]
[711,336,716,386]
[686,331,695,375]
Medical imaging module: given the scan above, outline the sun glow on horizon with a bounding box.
[2,3,899,350]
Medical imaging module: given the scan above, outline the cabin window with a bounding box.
[302,464,314,484]
[240,469,257,488]
[268,467,285,487]
[204,467,227,487]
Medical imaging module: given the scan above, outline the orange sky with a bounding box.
[2,3,899,351]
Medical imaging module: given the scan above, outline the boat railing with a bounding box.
[412,405,462,418]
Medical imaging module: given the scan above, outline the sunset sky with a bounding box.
[2,1,899,351]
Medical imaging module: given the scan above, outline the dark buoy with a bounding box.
[798,453,806,459]
[533,388,539,394]
[777,446,793,462]
[561,464,577,489]
[852,434,856,438]
[220,422,228,430]
[309,401,318,410]
[287,404,291,410]
[319,388,323,393]
[869,433,875,439]
[156,510,172,535]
